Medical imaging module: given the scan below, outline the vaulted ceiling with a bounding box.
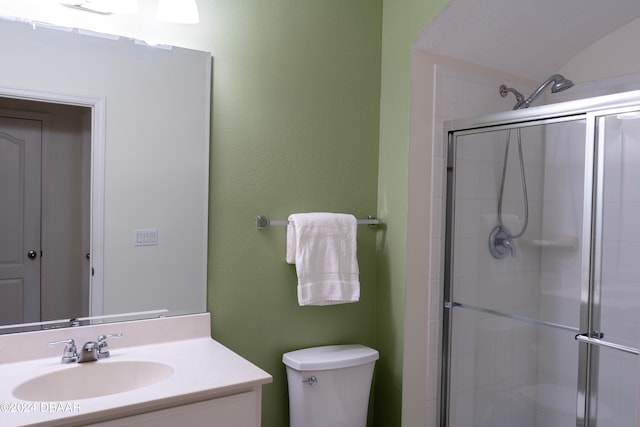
[414,0,640,81]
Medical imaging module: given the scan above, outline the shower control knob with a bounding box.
[488,226,516,259]
[27,250,38,260]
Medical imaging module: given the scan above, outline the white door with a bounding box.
[0,116,42,325]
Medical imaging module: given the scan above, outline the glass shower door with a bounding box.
[442,93,640,427]
[583,110,640,426]
[443,118,589,427]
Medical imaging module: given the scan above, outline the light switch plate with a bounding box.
[134,229,158,246]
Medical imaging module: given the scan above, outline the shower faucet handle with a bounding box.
[501,237,515,257]
[489,225,516,259]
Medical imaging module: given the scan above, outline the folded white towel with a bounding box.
[286,213,360,306]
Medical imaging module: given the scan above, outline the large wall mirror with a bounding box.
[0,18,210,334]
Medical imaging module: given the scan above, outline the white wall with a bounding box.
[560,17,640,84]
[0,19,210,318]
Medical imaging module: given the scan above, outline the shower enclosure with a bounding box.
[441,90,640,426]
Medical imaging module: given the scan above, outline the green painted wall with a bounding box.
[207,1,382,426]
[206,0,453,425]
[375,1,448,425]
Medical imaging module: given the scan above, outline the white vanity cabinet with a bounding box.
[89,390,261,427]
[0,314,272,427]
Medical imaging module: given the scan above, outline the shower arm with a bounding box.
[499,84,525,108]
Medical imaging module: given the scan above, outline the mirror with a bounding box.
[0,18,210,333]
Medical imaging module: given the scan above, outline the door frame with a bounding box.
[0,86,106,318]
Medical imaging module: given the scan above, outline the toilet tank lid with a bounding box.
[282,345,379,371]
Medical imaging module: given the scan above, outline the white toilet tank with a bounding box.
[283,344,379,427]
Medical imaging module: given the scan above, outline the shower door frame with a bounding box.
[440,89,640,427]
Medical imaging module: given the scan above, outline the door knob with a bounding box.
[27,250,38,260]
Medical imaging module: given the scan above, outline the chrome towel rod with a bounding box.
[256,215,381,230]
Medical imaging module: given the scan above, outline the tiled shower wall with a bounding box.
[430,66,640,426]
[449,125,545,426]
[592,115,640,425]
[536,74,640,426]
[536,119,585,426]
[431,64,538,425]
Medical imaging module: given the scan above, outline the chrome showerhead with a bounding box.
[519,74,574,109]
[500,74,574,110]
[550,75,574,93]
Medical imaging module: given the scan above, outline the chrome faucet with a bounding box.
[49,333,122,364]
[78,341,98,363]
[48,339,79,364]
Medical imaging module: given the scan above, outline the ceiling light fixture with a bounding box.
[60,0,138,15]
[156,0,199,24]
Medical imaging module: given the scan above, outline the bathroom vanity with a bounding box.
[0,314,271,427]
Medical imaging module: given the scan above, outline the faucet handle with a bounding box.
[97,333,122,359]
[49,339,78,364]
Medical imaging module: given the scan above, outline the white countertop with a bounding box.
[0,314,272,427]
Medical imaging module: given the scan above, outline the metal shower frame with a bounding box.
[440,89,640,427]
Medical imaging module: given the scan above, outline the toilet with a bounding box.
[283,344,379,427]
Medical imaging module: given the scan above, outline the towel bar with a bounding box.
[256,215,381,230]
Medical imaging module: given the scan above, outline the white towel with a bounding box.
[286,213,360,306]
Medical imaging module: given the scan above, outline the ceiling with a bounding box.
[414,0,640,81]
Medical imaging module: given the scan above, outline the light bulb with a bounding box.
[111,0,138,15]
[157,0,199,24]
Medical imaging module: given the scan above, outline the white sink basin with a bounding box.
[13,360,174,402]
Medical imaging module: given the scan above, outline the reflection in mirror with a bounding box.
[0,100,91,327]
[0,18,211,334]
